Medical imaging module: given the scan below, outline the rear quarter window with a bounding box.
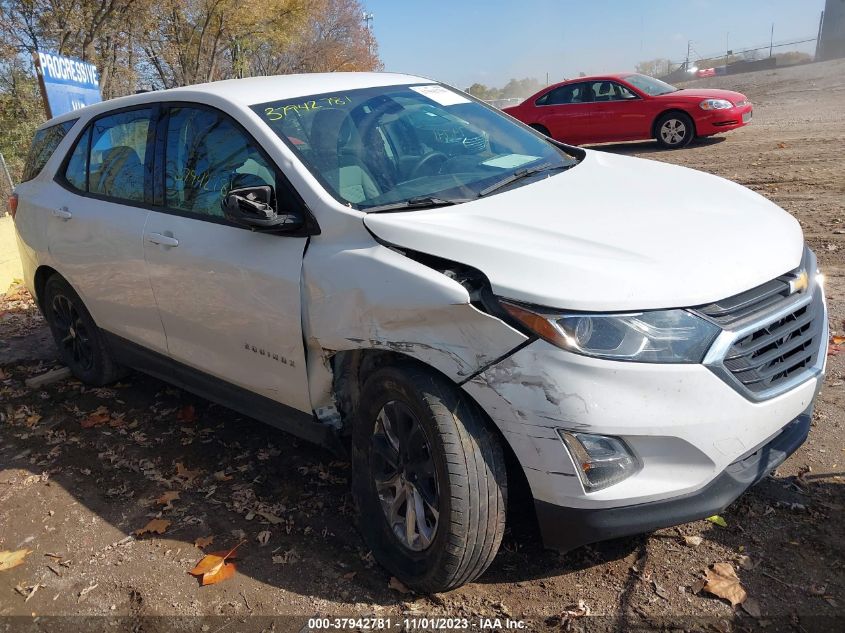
[21,120,77,182]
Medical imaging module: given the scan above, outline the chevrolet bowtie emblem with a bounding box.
[788,270,809,294]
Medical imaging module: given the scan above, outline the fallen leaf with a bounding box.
[691,578,706,594]
[0,549,31,572]
[684,535,703,547]
[176,405,197,423]
[653,580,670,600]
[189,541,243,585]
[201,562,236,585]
[257,530,271,546]
[703,562,747,607]
[255,510,283,524]
[342,571,357,580]
[174,462,202,486]
[213,470,232,482]
[134,519,171,537]
[706,515,728,527]
[738,554,757,570]
[271,549,300,564]
[194,536,214,549]
[80,406,110,428]
[155,491,180,509]
[388,576,411,594]
[833,335,845,345]
[742,597,762,618]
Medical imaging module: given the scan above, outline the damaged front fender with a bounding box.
[301,240,528,425]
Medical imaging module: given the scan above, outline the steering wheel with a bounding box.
[409,152,448,179]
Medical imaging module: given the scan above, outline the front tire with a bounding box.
[352,364,507,592]
[655,112,695,149]
[43,275,125,385]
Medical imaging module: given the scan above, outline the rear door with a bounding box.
[533,82,597,144]
[46,106,168,354]
[142,104,312,411]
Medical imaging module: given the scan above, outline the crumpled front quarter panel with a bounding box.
[301,238,528,408]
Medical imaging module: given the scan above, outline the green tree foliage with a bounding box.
[465,77,543,101]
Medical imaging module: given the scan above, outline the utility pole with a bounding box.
[686,40,692,71]
[769,23,774,58]
[725,32,729,68]
[362,12,375,58]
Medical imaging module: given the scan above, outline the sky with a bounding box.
[364,0,825,89]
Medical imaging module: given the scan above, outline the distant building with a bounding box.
[818,0,845,60]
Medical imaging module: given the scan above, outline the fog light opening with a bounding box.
[559,431,640,492]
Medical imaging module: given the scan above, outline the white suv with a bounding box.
[11,73,827,592]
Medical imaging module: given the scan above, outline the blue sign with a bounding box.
[36,50,102,117]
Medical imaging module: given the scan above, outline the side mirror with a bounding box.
[223,185,303,231]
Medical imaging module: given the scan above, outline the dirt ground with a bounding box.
[1,59,844,632]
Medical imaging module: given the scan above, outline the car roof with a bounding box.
[39,72,435,129]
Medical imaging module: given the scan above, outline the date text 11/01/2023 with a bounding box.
[306,617,527,630]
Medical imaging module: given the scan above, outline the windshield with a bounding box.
[252,83,578,210]
[624,74,678,96]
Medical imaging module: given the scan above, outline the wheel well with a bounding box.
[33,265,60,313]
[329,348,534,525]
[652,109,696,138]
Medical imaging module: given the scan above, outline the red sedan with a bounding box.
[502,73,752,149]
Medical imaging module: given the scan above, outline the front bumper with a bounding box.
[697,104,753,135]
[461,273,826,551]
[535,410,810,551]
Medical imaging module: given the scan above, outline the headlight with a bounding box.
[500,301,720,363]
[699,98,733,110]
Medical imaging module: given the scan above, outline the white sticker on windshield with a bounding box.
[482,154,540,169]
[410,84,471,106]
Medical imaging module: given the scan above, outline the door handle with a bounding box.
[145,233,179,247]
[53,207,72,220]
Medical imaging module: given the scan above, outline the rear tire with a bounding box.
[43,275,125,386]
[351,364,507,592]
[655,112,695,149]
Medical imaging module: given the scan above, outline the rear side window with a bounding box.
[22,120,77,181]
[62,109,153,203]
[89,109,152,202]
[64,127,91,191]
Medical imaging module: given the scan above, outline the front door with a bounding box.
[589,81,649,142]
[142,105,311,411]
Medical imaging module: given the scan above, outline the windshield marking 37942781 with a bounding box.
[252,83,578,211]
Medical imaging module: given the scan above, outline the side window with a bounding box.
[64,127,91,191]
[541,84,591,106]
[88,109,152,202]
[165,107,276,218]
[21,119,77,182]
[615,83,638,100]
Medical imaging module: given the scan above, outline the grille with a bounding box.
[697,277,792,326]
[720,291,824,394]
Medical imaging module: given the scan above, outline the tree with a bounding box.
[635,58,672,78]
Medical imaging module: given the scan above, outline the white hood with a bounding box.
[364,150,804,311]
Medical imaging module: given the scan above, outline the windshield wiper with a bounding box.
[478,162,568,197]
[366,196,473,212]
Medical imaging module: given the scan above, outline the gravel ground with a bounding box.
[1,59,844,632]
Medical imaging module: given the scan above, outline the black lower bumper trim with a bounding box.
[535,412,811,552]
